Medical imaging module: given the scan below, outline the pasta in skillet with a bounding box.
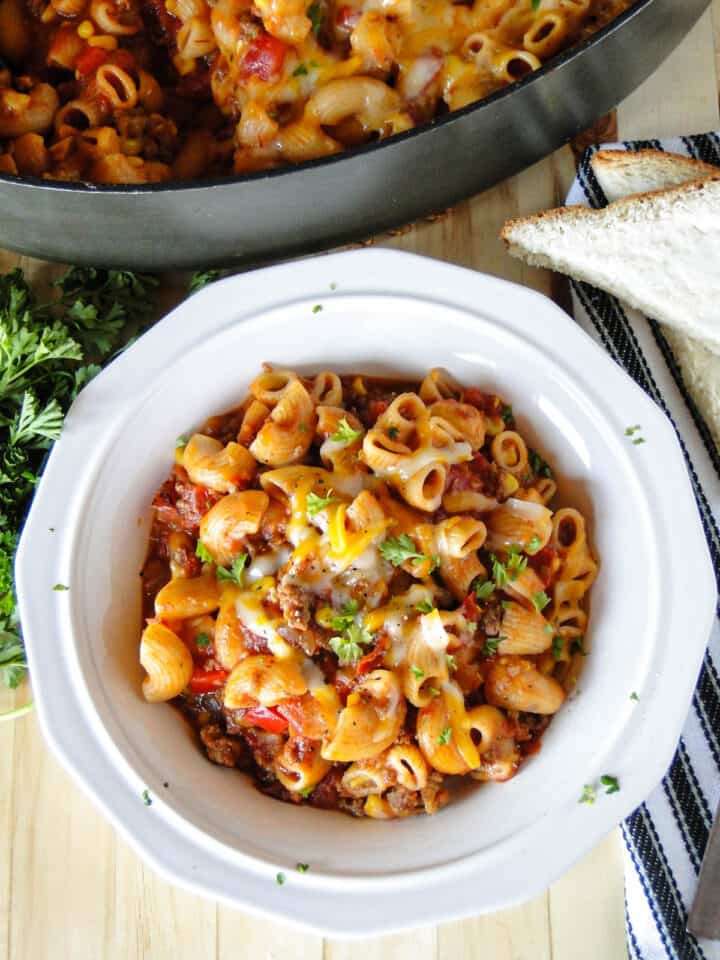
[0,0,633,182]
[140,366,598,818]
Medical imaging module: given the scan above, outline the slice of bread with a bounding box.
[501,175,720,353]
[662,327,720,451]
[591,149,718,202]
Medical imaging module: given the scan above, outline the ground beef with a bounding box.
[386,786,420,816]
[479,599,502,638]
[199,724,248,768]
[446,453,503,501]
[275,576,313,630]
[243,728,284,772]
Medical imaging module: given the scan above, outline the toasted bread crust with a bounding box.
[591,148,719,181]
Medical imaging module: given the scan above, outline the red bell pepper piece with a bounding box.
[76,47,109,77]
[189,667,228,693]
[243,705,289,733]
[240,33,288,81]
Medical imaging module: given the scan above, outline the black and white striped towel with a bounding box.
[567,133,720,960]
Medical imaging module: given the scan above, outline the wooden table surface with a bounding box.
[2,9,719,958]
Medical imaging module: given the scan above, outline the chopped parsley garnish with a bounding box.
[474,579,495,601]
[527,535,542,552]
[446,654,457,672]
[379,534,426,567]
[329,282,337,290]
[53,583,69,591]
[296,863,310,873]
[410,664,425,680]
[630,691,639,701]
[579,784,596,804]
[195,633,211,649]
[216,554,248,586]
[506,545,528,578]
[544,624,554,635]
[632,437,646,445]
[329,599,359,633]
[552,636,563,660]
[415,598,435,614]
[428,687,440,697]
[600,775,620,795]
[142,789,152,806]
[501,599,512,610]
[293,63,308,76]
[571,637,587,656]
[306,489,337,516]
[311,304,323,314]
[188,270,222,293]
[175,434,188,448]
[307,1,322,34]
[501,403,514,424]
[329,417,362,444]
[300,786,313,798]
[196,540,213,564]
[528,450,553,479]
[276,872,286,885]
[484,636,501,656]
[330,621,373,666]
[532,591,550,612]
[530,0,541,9]
[436,727,452,746]
[387,426,399,440]
[625,424,642,436]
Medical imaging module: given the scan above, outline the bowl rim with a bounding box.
[0,0,652,195]
[15,249,717,936]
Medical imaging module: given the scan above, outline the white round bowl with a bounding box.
[16,249,716,937]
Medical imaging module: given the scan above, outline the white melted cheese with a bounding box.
[379,441,472,482]
[245,547,292,585]
[234,586,295,659]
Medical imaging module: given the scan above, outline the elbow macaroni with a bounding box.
[139,365,598,818]
[0,0,632,181]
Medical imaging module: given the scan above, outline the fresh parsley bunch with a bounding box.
[0,267,158,703]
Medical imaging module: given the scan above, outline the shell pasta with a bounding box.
[140,366,598,818]
[0,0,633,182]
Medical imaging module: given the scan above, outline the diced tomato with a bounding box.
[189,667,228,693]
[240,33,288,81]
[356,633,389,676]
[460,592,482,623]
[528,545,558,588]
[110,49,137,73]
[367,399,388,425]
[446,453,501,499]
[76,47,109,77]
[276,694,326,739]
[336,4,361,30]
[243,705,290,734]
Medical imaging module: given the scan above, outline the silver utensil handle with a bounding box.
[688,799,720,940]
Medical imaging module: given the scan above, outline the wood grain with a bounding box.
[1,7,718,957]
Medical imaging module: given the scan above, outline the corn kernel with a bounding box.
[122,138,143,155]
[165,0,177,12]
[88,34,118,49]
[40,4,57,22]
[314,605,335,629]
[501,472,519,496]
[352,376,366,396]
[77,19,94,37]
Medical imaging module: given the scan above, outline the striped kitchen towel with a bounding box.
[567,133,720,960]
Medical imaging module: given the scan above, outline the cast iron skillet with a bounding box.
[0,0,709,269]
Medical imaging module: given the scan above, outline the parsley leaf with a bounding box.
[531,0,541,9]
[329,599,359,633]
[571,637,587,656]
[188,270,222,294]
[630,691,639,702]
[196,540,213,564]
[506,546,527,579]
[527,535,542,552]
[579,784,596,805]
[142,789,152,806]
[195,633,211,649]
[293,63,308,76]
[446,654,457,671]
[387,426,399,440]
[415,598,435,614]
[501,403,514,425]
[410,664,425,680]
[436,727,452,746]
[552,636,563,661]
[311,304,323,314]
[484,636,501,656]
[53,583,69,591]
[296,862,310,873]
[532,590,550,612]
[307,1,322,33]
[276,872,286,885]
[528,449,553,479]
[474,579,495,601]
[380,534,428,567]
[216,554,248,586]
[175,434,188,448]
[306,489,337,516]
[624,424,642,436]
[600,774,620,795]
[329,624,373,666]
[329,417,362,444]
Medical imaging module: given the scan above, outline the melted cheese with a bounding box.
[379,441,472,482]
[234,578,295,659]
